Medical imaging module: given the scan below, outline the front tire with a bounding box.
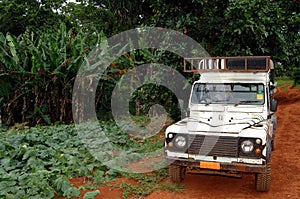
[255,161,271,192]
[169,165,186,183]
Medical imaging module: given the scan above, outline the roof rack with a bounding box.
[183,56,271,74]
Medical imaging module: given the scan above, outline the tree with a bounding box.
[0,0,67,36]
[1,0,299,126]
[76,0,152,32]
[63,2,118,36]
[144,0,299,73]
[219,0,286,56]
[277,0,300,71]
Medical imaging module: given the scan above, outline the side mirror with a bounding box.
[270,85,275,90]
[270,99,278,112]
[269,82,277,90]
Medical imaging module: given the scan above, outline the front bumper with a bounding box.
[167,157,267,173]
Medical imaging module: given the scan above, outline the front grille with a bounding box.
[188,135,238,157]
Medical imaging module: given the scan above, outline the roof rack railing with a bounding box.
[183,56,271,74]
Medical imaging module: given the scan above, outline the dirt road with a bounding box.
[146,87,300,199]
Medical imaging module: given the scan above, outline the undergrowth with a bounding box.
[0,121,168,198]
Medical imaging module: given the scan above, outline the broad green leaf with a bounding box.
[83,190,100,199]
[0,32,5,43]
[63,186,80,198]
[6,34,19,64]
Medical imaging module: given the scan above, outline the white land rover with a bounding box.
[165,56,277,192]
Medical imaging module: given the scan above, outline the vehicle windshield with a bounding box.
[191,83,265,105]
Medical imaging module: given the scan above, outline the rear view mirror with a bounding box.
[270,99,278,112]
[270,82,277,90]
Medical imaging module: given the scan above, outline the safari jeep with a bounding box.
[165,56,277,191]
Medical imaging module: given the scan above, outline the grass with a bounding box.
[274,77,296,90]
[120,168,169,198]
[160,182,185,192]
[119,168,186,198]
[275,76,292,86]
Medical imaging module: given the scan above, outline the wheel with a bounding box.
[255,161,271,192]
[169,165,186,183]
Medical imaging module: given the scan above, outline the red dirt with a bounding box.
[66,86,300,199]
[67,177,137,199]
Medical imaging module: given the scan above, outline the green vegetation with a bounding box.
[120,169,184,198]
[159,182,185,192]
[121,170,169,199]
[293,68,300,87]
[0,124,102,198]
[0,121,168,198]
[0,0,299,126]
[0,23,98,126]
[275,77,294,88]
[275,77,300,90]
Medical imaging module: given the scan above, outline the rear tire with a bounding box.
[255,161,271,192]
[169,165,186,183]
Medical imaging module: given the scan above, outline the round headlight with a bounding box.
[241,140,254,153]
[255,138,261,145]
[168,133,174,139]
[174,136,187,148]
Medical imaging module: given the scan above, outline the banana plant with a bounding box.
[0,23,97,126]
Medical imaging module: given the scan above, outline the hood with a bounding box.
[187,105,265,133]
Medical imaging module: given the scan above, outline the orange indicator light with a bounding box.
[255,148,261,155]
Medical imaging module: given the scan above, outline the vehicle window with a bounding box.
[191,83,265,105]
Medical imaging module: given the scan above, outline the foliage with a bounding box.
[159,182,185,192]
[220,0,284,55]
[0,23,98,126]
[83,0,152,33]
[121,168,169,199]
[0,0,299,126]
[145,0,299,72]
[273,77,293,91]
[277,0,300,68]
[118,49,186,120]
[0,23,186,126]
[0,0,67,36]
[63,2,118,36]
[83,190,100,199]
[0,120,168,198]
[293,67,300,86]
[0,124,90,198]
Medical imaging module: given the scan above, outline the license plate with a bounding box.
[200,161,221,170]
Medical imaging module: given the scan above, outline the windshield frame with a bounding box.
[190,83,265,105]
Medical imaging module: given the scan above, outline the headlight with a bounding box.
[255,138,261,145]
[241,140,254,153]
[174,135,187,148]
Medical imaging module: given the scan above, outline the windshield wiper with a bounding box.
[214,99,230,103]
[236,100,261,105]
